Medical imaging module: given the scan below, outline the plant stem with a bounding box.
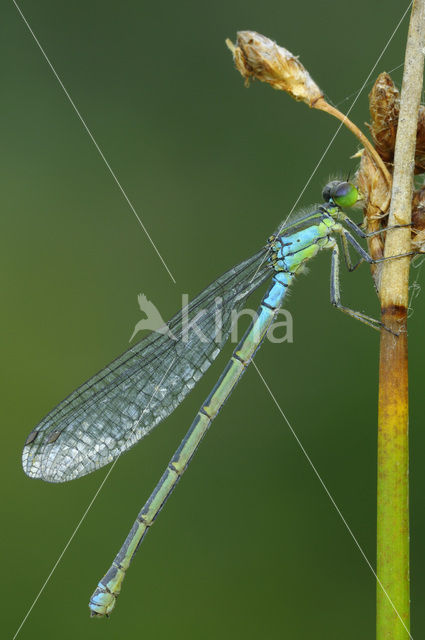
[377,2,425,639]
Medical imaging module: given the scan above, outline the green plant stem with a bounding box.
[377,2,425,638]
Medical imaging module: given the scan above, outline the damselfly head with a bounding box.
[322,180,360,209]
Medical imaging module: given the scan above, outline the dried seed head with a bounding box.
[226,32,391,185]
[356,151,390,224]
[226,31,323,106]
[368,72,425,174]
[368,73,400,164]
[355,151,389,290]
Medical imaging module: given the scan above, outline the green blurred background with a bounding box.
[3,1,424,638]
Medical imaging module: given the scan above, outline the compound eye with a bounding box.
[332,181,351,200]
[323,180,359,208]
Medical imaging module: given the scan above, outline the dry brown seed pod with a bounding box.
[356,151,390,229]
[368,72,400,164]
[226,31,323,106]
[355,151,390,288]
[226,31,392,188]
[368,72,425,174]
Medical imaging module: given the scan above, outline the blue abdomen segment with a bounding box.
[262,272,292,308]
[202,275,291,416]
[234,273,292,362]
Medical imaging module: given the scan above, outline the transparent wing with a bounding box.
[23,249,271,482]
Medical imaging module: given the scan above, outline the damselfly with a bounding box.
[22,180,402,616]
